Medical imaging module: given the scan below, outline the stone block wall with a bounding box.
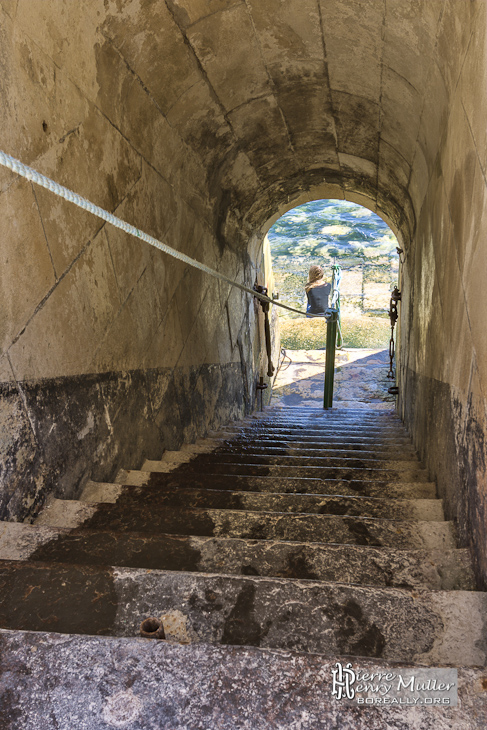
[398,2,487,588]
[2,0,486,601]
[0,2,272,522]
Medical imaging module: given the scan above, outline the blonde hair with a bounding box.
[305,265,324,293]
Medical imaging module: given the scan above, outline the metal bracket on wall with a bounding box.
[256,376,268,411]
[323,308,338,409]
[387,287,402,385]
[254,284,275,378]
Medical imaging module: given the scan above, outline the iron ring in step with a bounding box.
[140,617,166,639]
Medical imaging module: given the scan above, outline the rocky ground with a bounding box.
[271,348,396,410]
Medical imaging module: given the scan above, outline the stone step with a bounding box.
[4,630,486,728]
[267,406,401,415]
[79,481,444,521]
[232,410,404,421]
[156,461,429,483]
[35,499,455,550]
[233,408,402,418]
[250,426,407,436]
[116,470,438,499]
[265,418,403,428]
[218,411,407,424]
[216,424,410,437]
[161,439,419,466]
[248,417,405,427]
[212,430,413,445]
[212,432,413,447]
[155,434,413,456]
[246,408,400,417]
[0,522,473,591]
[4,629,487,729]
[247,410,403,422]
[182,453,423,470]
[267,403,397,409]
[215,444,418,460]
[0,561,485,665]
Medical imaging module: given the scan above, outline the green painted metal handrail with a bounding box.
[331,264,343,350]
[323,308,338,409]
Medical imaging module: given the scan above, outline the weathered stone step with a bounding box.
[4,631,486,728]
[250,407,400,416]
[237,409,402,421]
[213,430,412,445]
[231,419,406,435]
[0,561,485,665]
[232,410,404,422]
[223,435,415,449]
[213,431,413,446]
[249,410,399,419]
[79,481,444,521]
[4,630,487,729]
[216,424,409,437]
[184,453,422,471]
[251,425,407,436]
[250,416,405,427]
[163,461,429,483]
[0,522,472,591]
[215,444,418,460]
[35,500,455,550]
[267,403,398,410]
[267,406,401,415]
[263,420,404,430]
[116,470,437,499]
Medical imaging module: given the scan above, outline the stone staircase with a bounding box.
[1,405,487,728]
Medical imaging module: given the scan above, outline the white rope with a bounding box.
[331,265,341,308]
[0,150,327,318]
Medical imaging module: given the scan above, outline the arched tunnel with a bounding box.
[1,0,486,601]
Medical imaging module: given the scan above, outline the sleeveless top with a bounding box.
[306,282,332,314]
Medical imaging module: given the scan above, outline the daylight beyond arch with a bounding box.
[268,199,398,263]
[267,198,399,320]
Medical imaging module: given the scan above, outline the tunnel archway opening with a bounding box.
[265,198,400,410]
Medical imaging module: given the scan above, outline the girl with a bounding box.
[305,265,331,316]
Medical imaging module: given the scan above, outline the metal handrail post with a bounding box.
[323,308,338,409]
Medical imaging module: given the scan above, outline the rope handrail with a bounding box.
[0,150,327,319]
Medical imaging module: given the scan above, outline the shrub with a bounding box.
[279,315,390,350]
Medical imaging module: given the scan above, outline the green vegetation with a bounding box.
[280,315,391,350]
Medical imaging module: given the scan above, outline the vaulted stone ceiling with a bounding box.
[96,0,462,244]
